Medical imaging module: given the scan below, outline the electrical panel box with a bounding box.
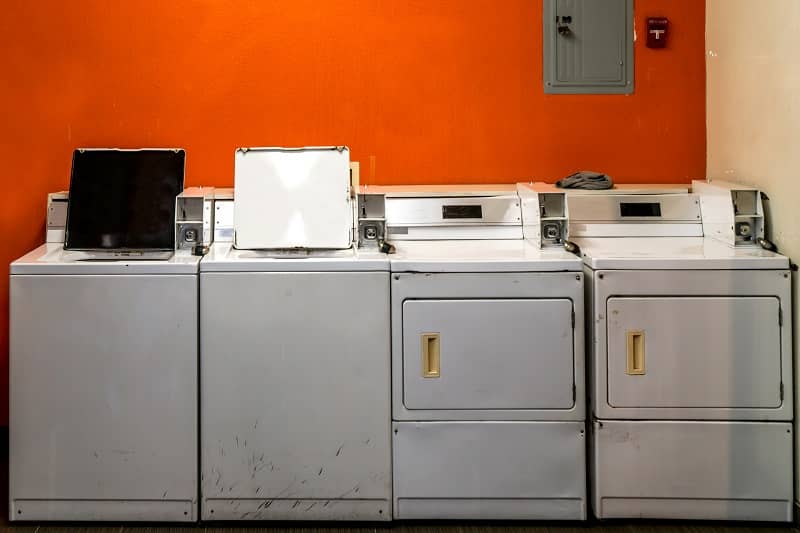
[544,0,634,94]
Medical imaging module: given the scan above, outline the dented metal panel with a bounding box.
[200,271,391,520]
[9,274,198,521]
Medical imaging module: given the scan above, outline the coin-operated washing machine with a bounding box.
[10,149,201,521]
[568,182,793,521]
[200,147,392,521]
[385,183,587,520]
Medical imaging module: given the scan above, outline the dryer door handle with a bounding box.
[421,333,441,378]
[626,330,646,375]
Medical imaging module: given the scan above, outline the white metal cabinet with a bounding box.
[402,299,574,410]
[394,421,586,519]
[200,271,391,520]
[607,296,782,409]
[593,420,793,521]
[10,274,198,521]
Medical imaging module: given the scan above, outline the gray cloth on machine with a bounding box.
[556,171,613,190]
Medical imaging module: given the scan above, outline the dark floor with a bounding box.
[2,521,799,533]
[0,433,796,532]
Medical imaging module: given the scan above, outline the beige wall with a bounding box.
[706,0,800,504]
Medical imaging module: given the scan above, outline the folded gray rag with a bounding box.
[556,171,613,190]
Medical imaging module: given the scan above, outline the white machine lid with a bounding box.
[233,146,353,250]
[390,240,582,273]
[200,243,389,272]
[573,237,789,270]
[10,244,200,275]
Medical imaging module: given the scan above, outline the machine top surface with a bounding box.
[200,243,389,273]
[10,244,200,275]
[572,237,789,270]
[560,183,690,195]
[363,184,518,198]
[390,240,582,273]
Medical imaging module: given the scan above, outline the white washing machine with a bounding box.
[199,147,392,520]
[385,184,587,520]
[569,182,794,521]
[9,149,200,521]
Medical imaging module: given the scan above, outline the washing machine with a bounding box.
[199,147,392,521]
[386,183,587,520]
[569,181,794,521]
[9,149,200,521]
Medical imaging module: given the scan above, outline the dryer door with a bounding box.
[402,299,575,410]
[606,296,783,409]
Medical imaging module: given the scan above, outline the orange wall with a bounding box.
[0,0,705,425]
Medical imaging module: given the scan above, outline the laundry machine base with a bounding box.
[393,421,587,520]
[592,420,793,521]
[203,498,390,521]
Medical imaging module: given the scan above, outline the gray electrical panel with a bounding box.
[543,0,634,94]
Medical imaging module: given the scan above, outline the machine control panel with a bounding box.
[384,190,522,241]
[517,183,569,247]
[175,187,216,253]
[442,205,483,219]
[693,180,766,247]
[357,188,388,249]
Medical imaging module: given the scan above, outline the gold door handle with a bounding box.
[421,333,440,378]
[626,330,645,375]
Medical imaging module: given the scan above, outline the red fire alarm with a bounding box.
[646,17,669,48]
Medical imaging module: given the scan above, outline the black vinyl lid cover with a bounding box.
[64,149,185,250]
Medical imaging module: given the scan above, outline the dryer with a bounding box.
[385,183,587,520]
[570,182,793,521]
[199,147,392,520]
[9,149,201,521]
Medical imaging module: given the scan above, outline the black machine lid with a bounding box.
[64,149,185,251]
